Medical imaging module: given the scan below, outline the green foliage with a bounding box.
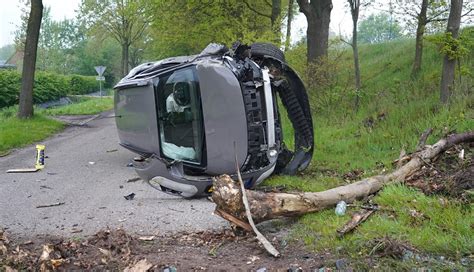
[147,1,276,58]
[0,70,21,109]
[0,70,97,108]
[358,13,403,44]
[427,27,474,61]
[69,75,97,95]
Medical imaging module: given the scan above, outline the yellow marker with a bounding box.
[35,144,45,169]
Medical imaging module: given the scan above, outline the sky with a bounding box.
[0,0,81,47]
[0,0,353,48]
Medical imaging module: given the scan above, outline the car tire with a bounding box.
[250,42,286,63]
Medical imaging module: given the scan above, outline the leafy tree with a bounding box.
[147,1,274,59]
[36,8,86,74]
[73,37,122,87]
[243,0,283,44]
[79,0,152,77]
[389,0,473,76]
[18,0,43,118]
[358,13,403,44]
[390,0,450,76]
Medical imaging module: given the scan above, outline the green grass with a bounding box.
[0,114,64,153]
[265,34,474,267]
[40,97,113,115]
[0,97,113,153]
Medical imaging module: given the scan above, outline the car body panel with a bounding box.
[196,60,248,174]
[114,82,161,155]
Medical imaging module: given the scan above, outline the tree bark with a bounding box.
[284,0,294,52]
[212,131,474,223]
[411,0,428,77]
[18,0,43,119]
[297,0,333,64]
[121,43,130,77]
[271,0,282,44]
[349,0,361,111]
[440,0,463,104]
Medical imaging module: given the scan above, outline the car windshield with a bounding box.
[156,67,204,164]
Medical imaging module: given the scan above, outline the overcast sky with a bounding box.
[0,1,353,48]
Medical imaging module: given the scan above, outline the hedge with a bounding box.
[0,70,97,108]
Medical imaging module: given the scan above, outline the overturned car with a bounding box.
[114,42,314,197]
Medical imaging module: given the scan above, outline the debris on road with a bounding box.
[6,168,39,173]
[36,202,65,208]
[138,236,155,241]
[124,193,135,200]
[106,149,118,153]
[88,162,96,165]
[126,177,141,183]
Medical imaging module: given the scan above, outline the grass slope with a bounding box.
[264,37,473,268]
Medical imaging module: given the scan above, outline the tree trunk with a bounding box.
[212,132,474,223]
[440,0,463,104]
[349,0,361,111]
[18,0,43,119]
[284,0,294,52]
[297,0,333,64]
[411,0,428,77]
[121,43,130,77]
[271,0,282,44]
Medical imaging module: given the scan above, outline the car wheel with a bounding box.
[250,42,286,63]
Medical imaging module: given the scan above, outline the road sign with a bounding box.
[94,66,106,76]
[96,76,105,81]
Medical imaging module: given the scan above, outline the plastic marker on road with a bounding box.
[6,144,45,173]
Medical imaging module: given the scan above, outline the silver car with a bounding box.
[114,42,314,197]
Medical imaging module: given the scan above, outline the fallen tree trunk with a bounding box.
[212,131,474,223]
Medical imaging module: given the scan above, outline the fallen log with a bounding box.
[212,131,474,223]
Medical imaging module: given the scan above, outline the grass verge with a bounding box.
[0,97,113,153]
[40,97,113,115]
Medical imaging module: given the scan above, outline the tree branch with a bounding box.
[242,0,271,18]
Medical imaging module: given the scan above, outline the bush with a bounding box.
[0,70,21,108]
[70,75,97,95]
[0,70,97,108]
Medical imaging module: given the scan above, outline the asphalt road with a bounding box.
[0,112,227,237]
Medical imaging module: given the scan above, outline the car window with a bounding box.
[156,67,204,164]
